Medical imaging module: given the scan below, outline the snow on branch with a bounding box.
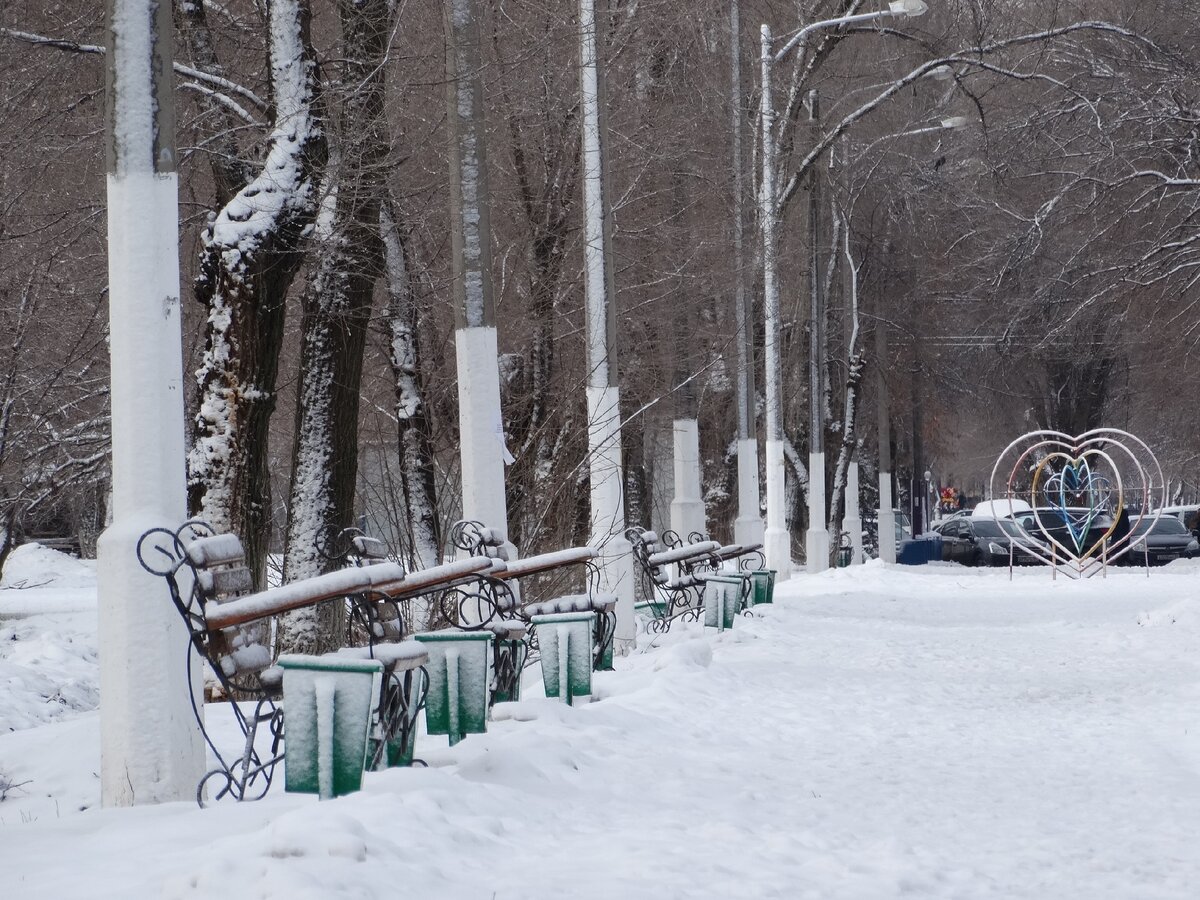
[1,26,268,112]
[777,21,1152,216]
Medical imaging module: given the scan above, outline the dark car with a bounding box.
[933,516,1041,566]
[1129,515,1200,566]
[1011,507,1115,559]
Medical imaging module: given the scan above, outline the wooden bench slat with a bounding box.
[195,565,254,596]
[185,533,246,567]
[647,541,721,567]
[206,566,376,630]
[351,535,390,560]
[368,556,495,598]
[493,546,597,580]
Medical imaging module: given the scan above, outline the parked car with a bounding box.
[1155,505,1200,541]
[932,516,1041,566]
[1010,507,1115,558]
[1129,515,1200,566]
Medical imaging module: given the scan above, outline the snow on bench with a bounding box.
[492,546,598,580]
[647,541,721,568]
[204,565,392,630]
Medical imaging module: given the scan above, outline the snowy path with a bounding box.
[5,563,1200,898]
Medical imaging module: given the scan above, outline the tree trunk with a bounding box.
[278,0,391,655]
[381,198,442,573]
[187,0,327,590]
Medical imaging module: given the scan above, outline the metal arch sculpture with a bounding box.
[987,428,1165,579]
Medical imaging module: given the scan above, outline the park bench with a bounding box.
[137,520,450,804]
[659,529,767,572]
[450,520,617,672]
[626,527,768,631]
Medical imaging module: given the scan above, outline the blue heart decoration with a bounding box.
[1041,456,1113,553]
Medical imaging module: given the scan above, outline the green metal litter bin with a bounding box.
[703,574,744,631]
[278,654,383,800]
[531,611,595,706]
[749,569,776,605]
[414,630,493,746]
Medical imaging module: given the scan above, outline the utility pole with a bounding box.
[99,0,204,805]
[731,0,763,548]
[446,0,513,556]
[579,0,635,650]
[806,90,831,573]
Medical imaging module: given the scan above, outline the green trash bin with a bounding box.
[749,569,776,606]
[703,575,744,631]
[278,654,383,800]
[531,611,595,706]
[414,630,493,746]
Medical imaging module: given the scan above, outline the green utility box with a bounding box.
[278,654,383,800]
[413,630,493,746]
[532,611,595,706]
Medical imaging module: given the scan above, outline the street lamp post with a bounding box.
[758,0,928,578]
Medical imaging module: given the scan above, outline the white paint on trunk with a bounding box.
[878,474,897,564]
[807,450,830,574]
[734,438,764,548]
[455,326,513,557]
[587,385,634,650]
[842,460,863,566]
[100,168,204,806]
[669,418,706,540]
[759,25,787,576]
[764,437,790,578]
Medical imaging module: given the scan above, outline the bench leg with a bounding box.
[197,697,285,806]
[491,636,528,705]
[372,666,428,769]
[593,611,616,671]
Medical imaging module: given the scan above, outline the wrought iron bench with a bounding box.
[660,529,767,572]
[450,521,616,672]
[137,520,431,805]
[627,526,760,632]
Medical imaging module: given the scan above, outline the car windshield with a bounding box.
[972,519,1025,539]
[1134,516,1189,536]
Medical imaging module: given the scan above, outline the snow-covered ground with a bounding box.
[4,546,1200,898]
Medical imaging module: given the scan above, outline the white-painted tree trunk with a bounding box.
[878,473,897,563]
[842,460,863,565]
[806,450,830,573]
[670,418,706,540]
[580,0,634,649]
[99,0,203,806]
[730,0,762,551]
[759,24,790,579]
[446,0,513,560]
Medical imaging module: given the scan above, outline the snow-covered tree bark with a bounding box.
[277,0,391,655]
[187,0,326,589]
[381,198,441,573]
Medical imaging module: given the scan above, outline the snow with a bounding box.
[7,550,1200,897]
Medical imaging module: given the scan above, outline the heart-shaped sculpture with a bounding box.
[1031,451,1119,561]
[989,428,1164,579]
